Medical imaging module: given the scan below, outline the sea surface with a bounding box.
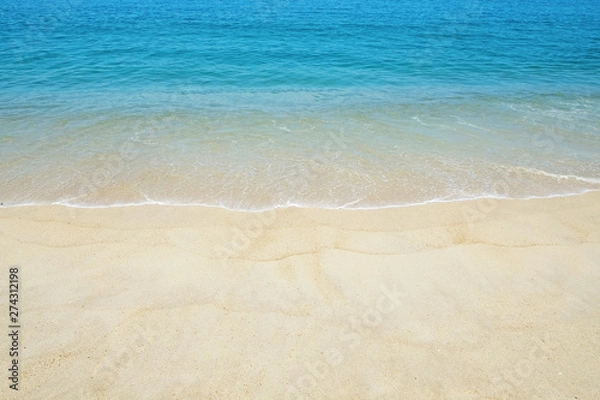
[1,0,599,209]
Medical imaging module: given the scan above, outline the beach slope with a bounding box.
[1,193,599,398]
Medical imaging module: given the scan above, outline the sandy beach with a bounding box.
[1,192,599,399]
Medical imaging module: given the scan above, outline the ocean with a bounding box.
[1,0,599,209]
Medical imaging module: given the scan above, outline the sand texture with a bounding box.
[1,192,599,399]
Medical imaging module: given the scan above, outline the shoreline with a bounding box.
[2,188,600,211]
[1,192,599,398]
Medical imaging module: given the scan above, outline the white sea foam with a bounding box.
[1,93,599,210]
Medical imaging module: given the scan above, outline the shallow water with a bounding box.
[1,0,599,209]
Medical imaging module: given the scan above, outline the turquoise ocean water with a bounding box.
[1,0,599,209]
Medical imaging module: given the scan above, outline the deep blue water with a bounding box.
[1,0,599,208]
[3,0,600,91]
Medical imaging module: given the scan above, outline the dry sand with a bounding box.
[1,192,599,399]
